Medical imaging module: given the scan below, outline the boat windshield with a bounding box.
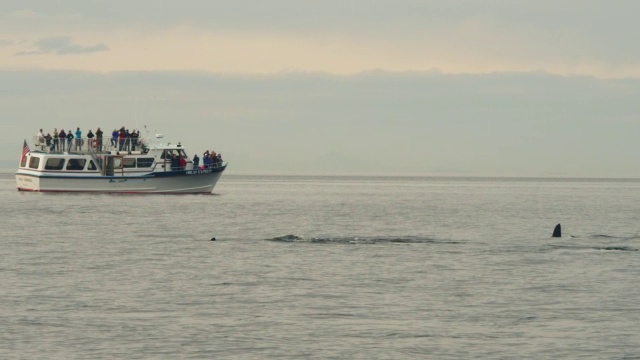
[161,149,188,159]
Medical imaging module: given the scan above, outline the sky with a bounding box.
[1,1,639,177]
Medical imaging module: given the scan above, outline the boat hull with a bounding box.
[15,166,226,194]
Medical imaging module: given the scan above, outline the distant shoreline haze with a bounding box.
[3,70,640,178]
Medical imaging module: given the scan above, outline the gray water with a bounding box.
[1,174,639,359]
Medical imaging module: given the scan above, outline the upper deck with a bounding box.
[23,135,225,176]
[33,135,151,155]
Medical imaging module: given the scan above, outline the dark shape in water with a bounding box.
[266,234,461,244]
[595,246,638,251]
[552,224,561,238]
[210,237,216,241]
[271,234,304,242]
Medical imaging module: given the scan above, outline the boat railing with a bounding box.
[153,159,226,172]
[32,136,147,154]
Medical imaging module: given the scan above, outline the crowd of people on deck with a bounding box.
[38,127,91,153]
[37,127,142,153]
[169,150,223,170]
[199,150,223,168]
[111,127,141,152]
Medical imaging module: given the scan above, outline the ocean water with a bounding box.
[1,173,639,359]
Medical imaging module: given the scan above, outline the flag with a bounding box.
[21,139,30,163]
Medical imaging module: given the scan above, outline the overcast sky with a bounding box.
[1,1,639,177]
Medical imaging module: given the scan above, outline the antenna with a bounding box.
[135,97,138,130]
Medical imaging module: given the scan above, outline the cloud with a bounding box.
[15,36,109,56]
[0,39,11,46]
[2,1,640,77]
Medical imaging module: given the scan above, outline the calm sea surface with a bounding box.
[1,173,639,359]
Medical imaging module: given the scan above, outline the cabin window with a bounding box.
[66,158,86,171]
[137,158,154,168]
[161,150,172,159]
[29,157,40,169]
[88,160,97,171]
[45,158,65,170]
[122,158,136,168]
[177,150,187,158]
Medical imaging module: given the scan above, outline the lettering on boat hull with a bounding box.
[186,169,213,175]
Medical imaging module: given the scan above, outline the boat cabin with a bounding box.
[18,135,212,177]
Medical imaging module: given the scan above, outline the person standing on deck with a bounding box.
[75,127,83,151]
[44,133,52,152]
[124,129,131,151]
[95,127,103,152]
[202,150,210,168]
[130,129,139,151]
[170,154,180,170]
[118,127,126,151]
[52,128,59,152]
[193,154,199,168]
[59,129,66,151]
[37,129,44,150]
[67,130,74,152]
[111,129,118,149]
[87,130,95,150]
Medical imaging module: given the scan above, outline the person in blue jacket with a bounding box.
[75,127,83,151]
[111,129,119,148]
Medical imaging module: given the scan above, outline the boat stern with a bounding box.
[16,173,40,191]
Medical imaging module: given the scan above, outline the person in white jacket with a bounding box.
[37,129,45,150]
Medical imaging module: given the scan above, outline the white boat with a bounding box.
[15,134,227,194]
